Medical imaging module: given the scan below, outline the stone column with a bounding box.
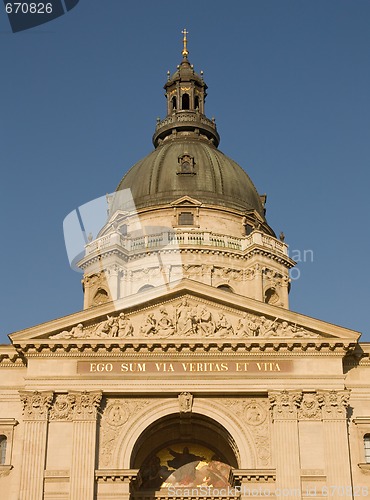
[70,391,102,500]
[19,391,54,500]
[269,390,302,499]
[319,390,352,500]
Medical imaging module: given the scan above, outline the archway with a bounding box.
[130,413,239,494]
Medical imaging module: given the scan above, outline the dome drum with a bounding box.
[153,111,219,147]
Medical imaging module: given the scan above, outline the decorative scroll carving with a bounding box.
[178,392,193,413]
[269,390,302,420]
[298,393,324,420]
[50,394,76,421]
[219,398,270,466]
[318,390,350,419]
[99,399,151,467]
[50,299,320,340]
[73,391,102,420]
[20,391,53,421]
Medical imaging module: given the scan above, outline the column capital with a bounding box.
[269,390,302,420]
[71,391,102,421]
[19,391,53,421]
[318,389,350,420]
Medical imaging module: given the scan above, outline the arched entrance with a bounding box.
[130,413,239,497]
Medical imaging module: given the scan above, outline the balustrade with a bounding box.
[85,230,288,257]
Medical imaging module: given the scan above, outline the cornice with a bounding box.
[95,469,139,481]
[0,346,26,368]
[231,469,276,482]
[79,244,294,270]
[14,339,357,357]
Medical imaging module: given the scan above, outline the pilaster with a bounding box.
[19,391,53,500]
[70,391,102,500]
[319,390,352,500]
[251,263,263,301]
[269,390,302,499]
[107,265,119,302]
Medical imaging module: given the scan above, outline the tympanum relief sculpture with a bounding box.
[51,298,319,340]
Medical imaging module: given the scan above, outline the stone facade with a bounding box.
[1,287,369,500]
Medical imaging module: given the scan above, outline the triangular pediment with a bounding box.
[170,196,202,207]
[9,279,360,345]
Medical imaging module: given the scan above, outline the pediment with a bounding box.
[9,279,360,345]
[170,196,202,207]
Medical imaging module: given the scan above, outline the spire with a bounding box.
[181,28,189,59]
[152,31,220,148]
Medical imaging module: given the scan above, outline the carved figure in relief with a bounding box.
[244,400,266,425]
[140,313,157,336]
[236,313,251,337]
[215,312,234,337]
[178,391,193,412]
[274,321,296,337]
[247,314,261,337]
[176,299,194,336]
[93,315,118,337]
[52,323,84,339]
[156,308,175,337]
[117,313,134,337]
[259,316,278,337]
[106,403,129,426]
[196,305,214,336]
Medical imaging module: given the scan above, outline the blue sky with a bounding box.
[1,0,369,343]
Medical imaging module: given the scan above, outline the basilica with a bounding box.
[0,33,369,500]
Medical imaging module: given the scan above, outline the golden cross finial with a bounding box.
[181,28,189,58]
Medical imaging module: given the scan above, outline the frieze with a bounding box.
[50,298,320,340]
[20,391,54,421]
[269,390,350,421]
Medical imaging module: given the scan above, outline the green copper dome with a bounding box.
[113,137,266,216]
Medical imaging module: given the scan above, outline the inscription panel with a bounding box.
[78,359,293,374]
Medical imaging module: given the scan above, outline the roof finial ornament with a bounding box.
[181,28,189,58]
